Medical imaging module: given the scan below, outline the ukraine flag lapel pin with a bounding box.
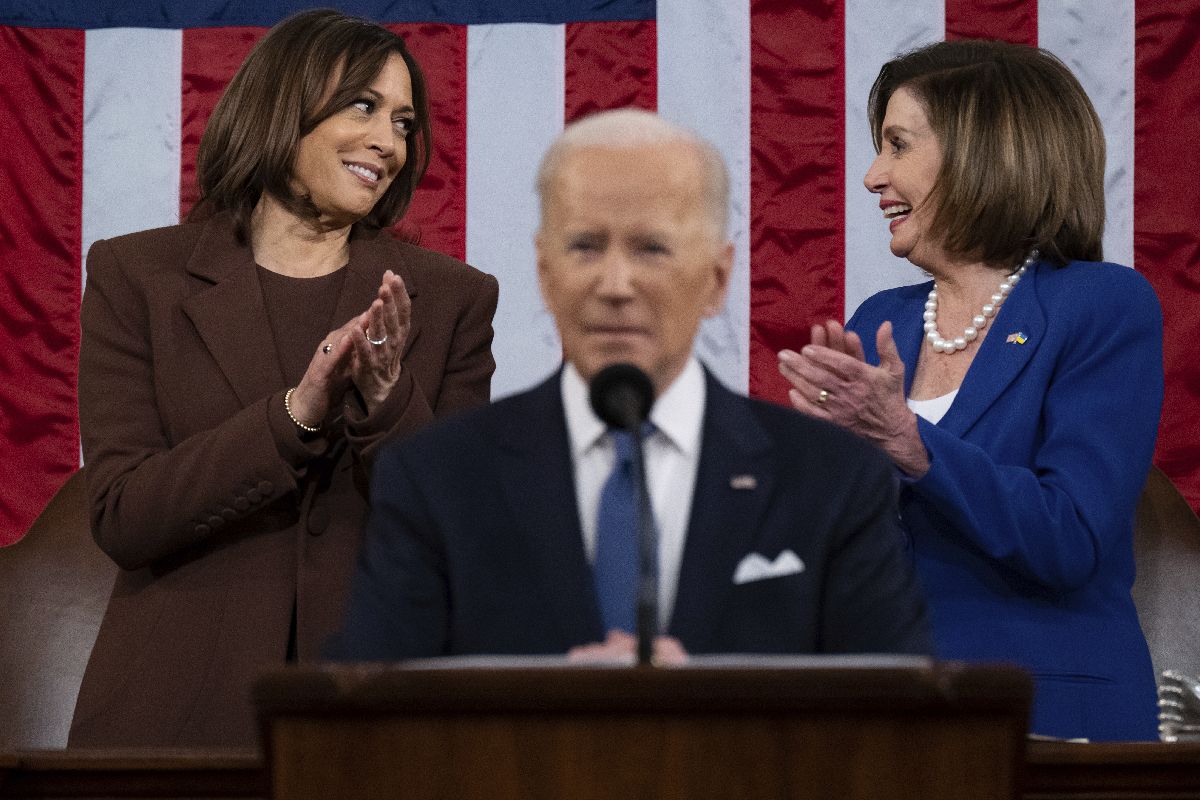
[1005,331,1028,345]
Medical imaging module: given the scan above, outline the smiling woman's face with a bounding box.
[289,52,415,229]
[863,86,945,269]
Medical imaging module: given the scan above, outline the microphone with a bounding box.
[589,363,658,666]
[589,363,654,430]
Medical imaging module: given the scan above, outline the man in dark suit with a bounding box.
[327,109,930,661]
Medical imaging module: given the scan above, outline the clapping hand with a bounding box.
[778,320,928,476]
[286,270,412,427]
[347,269,411,411]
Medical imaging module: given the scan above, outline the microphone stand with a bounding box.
[629,430,658,667]
[589,363,660,668]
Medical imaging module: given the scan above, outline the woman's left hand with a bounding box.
[778,320,929,477]
[348,270,411,412]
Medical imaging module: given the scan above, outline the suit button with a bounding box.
[247,489,263,504]
[233,497,250,512]
[307,505,330,536]
[258,480,275,497]
[207,515,225,529]
[195,524,211,536]
[220,507,237,521]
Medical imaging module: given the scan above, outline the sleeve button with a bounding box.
[233,497,250,511]
[247,489,263,504]
[258,480,275,497]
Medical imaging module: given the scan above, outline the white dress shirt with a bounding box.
[561,358,706,628]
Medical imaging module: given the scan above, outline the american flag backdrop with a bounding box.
[1,0,1198,544]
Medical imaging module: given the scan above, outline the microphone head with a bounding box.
[589,363,654,430]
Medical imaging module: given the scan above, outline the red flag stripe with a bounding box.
[0,27,84,544]
[564,20,658,123]
[748,2,846,404]
[945,0,1038,44]
[1135,5,1200,507]
[391,24,468,260]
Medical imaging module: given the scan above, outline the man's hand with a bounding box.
[567,629,689,665]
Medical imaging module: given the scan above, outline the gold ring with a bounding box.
[817,389,830,405]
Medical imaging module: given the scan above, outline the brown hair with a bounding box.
[868,39,1105,268]
[192,8,432,241]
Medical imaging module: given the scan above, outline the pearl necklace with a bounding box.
[923,251,1037,354]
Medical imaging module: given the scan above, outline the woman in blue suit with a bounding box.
[777,39,1162,741]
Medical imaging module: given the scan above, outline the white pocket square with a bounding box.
[732,549,805,585]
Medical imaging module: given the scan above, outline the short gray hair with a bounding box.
[536,108,730,238]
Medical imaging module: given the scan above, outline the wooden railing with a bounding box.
[5,740,1199,796]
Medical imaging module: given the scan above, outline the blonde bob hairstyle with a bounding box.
[868,39,1105,269]
[191,8,432,241]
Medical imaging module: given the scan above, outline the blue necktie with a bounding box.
[594,428,641,634]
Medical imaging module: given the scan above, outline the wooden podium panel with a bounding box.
[255,658,1031,800]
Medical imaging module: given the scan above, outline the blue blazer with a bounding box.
[847,259,1163,741]
[328,369,931,660]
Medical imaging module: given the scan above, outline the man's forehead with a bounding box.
[548,146,703,214]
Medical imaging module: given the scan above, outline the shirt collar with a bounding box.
[562,358,706,458]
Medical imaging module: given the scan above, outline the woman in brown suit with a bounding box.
[69,10,498,747]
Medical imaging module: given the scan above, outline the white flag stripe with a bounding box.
[843,0,943,320]
[466,23,565,398]
[657,0,752,392]
[1038,0,1136,268]
[82,28,183,286]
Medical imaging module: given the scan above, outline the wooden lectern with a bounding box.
[254,657,1031,800]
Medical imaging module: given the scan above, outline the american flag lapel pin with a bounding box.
[1005,331,1028,345]
[730,474,757,490]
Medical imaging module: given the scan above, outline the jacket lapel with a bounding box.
[938,263,1046,437]
[668,371,775,649]
[495,374,605,645]
[180,215,284,407]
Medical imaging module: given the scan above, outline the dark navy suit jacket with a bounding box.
[847,259,1163,741]
[328,369,931,660]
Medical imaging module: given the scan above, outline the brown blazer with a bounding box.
[68,213,497,747]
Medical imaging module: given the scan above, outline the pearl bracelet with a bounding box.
[284,387,320,433]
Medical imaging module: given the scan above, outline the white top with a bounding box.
[561,358,706,629]
[906,389,958,425]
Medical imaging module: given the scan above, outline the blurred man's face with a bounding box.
[536,142,732,396]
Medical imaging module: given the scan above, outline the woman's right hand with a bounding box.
[779,320,929,477]
[286,318,361,429]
